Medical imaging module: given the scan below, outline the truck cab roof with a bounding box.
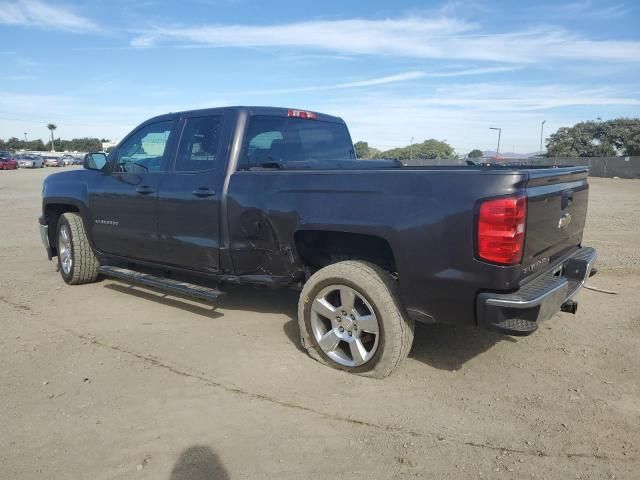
[145,106,346,125]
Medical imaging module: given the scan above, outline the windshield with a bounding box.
[0,151,12,159]
[241,116,355,168]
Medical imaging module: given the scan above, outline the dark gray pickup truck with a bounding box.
[39,106,596,377]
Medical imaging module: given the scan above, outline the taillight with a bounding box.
[288,109,317,119]
[477,195,527,265]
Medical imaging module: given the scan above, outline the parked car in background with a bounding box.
[17,154,44,168]
[62,155,75,166]
[0,151,18,170]
[44,156,63,167]
[72,157,84,165]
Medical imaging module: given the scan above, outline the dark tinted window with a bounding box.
[241,116,354,168]
[175,115,224,172]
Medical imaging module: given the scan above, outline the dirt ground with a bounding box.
[1,168,638,479]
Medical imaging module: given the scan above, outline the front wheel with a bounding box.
[298,261,414,378]
[56,212,100,285]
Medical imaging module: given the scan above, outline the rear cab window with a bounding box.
[241,115,355,169]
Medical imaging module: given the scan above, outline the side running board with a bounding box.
[98,265,224,302]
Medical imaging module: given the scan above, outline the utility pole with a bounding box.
[540,120,546,155]
[410,137,415,161]
[490,127,501,159]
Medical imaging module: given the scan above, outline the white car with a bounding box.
[62,156,75,166]
[44,157,63,167]
[17,155,44,168]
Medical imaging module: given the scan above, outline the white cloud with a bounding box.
[242,67,523,96]
[245,71,426,95]
[549,1,631,19]
[425,66,523,77]
[0,0,99,32]
[129,16,640,63]
[336,71,427,88]
[420,83,640,111]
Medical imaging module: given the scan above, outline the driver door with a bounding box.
[88,118,177,262]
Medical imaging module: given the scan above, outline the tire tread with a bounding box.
[59,212,100,285]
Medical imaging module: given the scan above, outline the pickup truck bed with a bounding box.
[39,106,596,377]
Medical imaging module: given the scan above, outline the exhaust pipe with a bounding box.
[561,299,578,314]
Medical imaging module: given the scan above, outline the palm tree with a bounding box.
[47,123,57,152]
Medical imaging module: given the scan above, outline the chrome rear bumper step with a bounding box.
[477,247,596,336]
[98,265,224,302]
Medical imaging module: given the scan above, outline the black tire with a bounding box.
[298,261,414,378]
[56,212,100,285]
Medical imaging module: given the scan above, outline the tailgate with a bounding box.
[522,167,589,279]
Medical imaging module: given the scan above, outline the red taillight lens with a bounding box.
[477,196,527,265]
[288,109,317,119]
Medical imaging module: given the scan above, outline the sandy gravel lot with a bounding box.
[1,168,639,479]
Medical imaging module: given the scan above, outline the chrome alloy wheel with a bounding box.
[310,284,380,367]
[58,224,73,275]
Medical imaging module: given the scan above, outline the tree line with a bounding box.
[354,139,455,160]
[355,118,639,160]
[546,118,639,157]
[0,137,103,153]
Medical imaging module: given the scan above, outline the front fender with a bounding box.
[42,171,93,249]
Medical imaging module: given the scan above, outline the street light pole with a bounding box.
[410,136,415,161]
[540,120,546,155]
[490,127,501,159]
[24,132,28,141]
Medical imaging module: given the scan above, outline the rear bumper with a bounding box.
[39,216,53,260]
[476,247,597,335]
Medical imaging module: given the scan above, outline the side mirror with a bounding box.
[84,152,107,171]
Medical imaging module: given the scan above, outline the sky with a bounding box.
[0,0,639,154]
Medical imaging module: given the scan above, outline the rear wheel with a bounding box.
[56,213,100,285]
[298,261,414,378]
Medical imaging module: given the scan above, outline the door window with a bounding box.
[175,115,224,172]
[117,120,174,173]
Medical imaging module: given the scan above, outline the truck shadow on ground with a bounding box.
[103,282,299,320]
[280,319,515,370]
[104,283,226,319]
[409,322,516,371]
[169,445,229,480]
[103,281,514,371]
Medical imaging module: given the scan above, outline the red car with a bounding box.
[0,151,18,170]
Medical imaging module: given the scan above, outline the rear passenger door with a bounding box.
[157,111,232,273]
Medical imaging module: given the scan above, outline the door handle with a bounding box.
[192,187,216,198]
[136,185,155,195]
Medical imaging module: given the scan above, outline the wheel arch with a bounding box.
[43,201,86,256]
[293,229,397,276]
